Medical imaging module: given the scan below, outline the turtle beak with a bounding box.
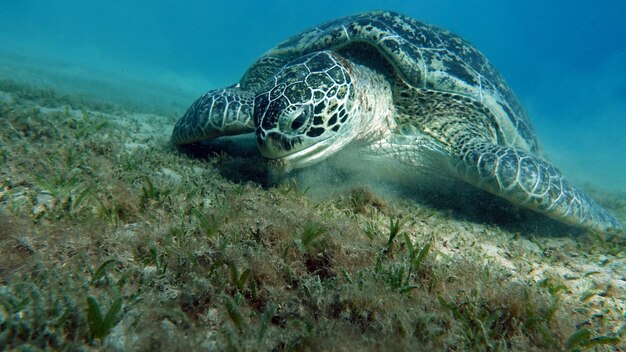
[256,131,297,159]
[257,130,340,169]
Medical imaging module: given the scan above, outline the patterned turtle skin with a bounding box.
[172,11,623,234]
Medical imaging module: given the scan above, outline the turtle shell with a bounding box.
[240,10,541,155]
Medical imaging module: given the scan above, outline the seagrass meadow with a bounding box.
[1,79,625,351]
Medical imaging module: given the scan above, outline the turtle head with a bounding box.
[254,51,357,168]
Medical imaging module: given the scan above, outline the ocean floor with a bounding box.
[1,78,625,351]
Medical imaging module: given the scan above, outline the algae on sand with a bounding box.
[0,79,624,350]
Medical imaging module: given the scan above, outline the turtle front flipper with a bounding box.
[454,142,623,234]
[171,87,255,146]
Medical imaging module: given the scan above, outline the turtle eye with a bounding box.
[290,111,308,130]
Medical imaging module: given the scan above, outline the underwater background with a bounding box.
[2,1,626,350]
[1,0,624,191]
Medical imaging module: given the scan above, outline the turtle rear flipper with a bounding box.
[171,87,255,146]
[454,142,623,234]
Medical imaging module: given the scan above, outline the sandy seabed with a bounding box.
[0,77,625,351]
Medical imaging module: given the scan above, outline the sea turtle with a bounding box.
[172,10,623,234]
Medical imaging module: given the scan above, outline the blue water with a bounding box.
[1,0,625,190]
